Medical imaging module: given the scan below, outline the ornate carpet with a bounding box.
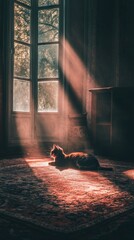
[0,157,134,233]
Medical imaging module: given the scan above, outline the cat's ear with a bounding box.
[53,144,57,148]
[56,145,60,149]
[53,144,60,149]
[53,144,61,150]
[55,145,61,150]
[57,145,63,150]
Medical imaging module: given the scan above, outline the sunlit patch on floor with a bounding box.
[25,158,50,167]
[123,169,134,180]
[23,158,133,210]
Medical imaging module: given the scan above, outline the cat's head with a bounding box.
[50,144,64,159]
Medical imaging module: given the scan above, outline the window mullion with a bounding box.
[31,0,38,112]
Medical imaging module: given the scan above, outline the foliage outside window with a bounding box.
[38,0,59,7]
[38,81,58,112]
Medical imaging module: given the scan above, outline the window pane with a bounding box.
[14,43,30,78]
[38,44,59,78]
[38,81,58,112]
[38,0,59,7]
[14,4,31,43]
[13,79,30,112]
[38,8,59,43]
[16,0,31,6]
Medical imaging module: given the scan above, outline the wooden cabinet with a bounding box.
[89,87,134,159]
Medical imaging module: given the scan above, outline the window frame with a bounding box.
[10,0,64,114]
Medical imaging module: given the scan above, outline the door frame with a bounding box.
[5,0,67,149]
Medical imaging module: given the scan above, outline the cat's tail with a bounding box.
[99,166,113,171]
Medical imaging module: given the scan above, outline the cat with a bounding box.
[50,144,113,171]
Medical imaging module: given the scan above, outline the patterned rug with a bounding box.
[0,157,134,233]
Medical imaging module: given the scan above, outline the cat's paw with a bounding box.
[49,161,56,166]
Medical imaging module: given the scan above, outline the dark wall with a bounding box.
[119,0,134,86]
[0,0,3,148]
[88,0,134,88]
[95,0,116,87]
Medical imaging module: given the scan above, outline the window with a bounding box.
[12,0,62,112]
[13,1,31,112]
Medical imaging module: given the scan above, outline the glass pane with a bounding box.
[14,43,30,78]
[13,79,30,112]
[16,0,31,6]
[38,8,59,43]
[14,4,31,43]
[38,0,59,7]
[38,44,59,78]
[38,81,58,112]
